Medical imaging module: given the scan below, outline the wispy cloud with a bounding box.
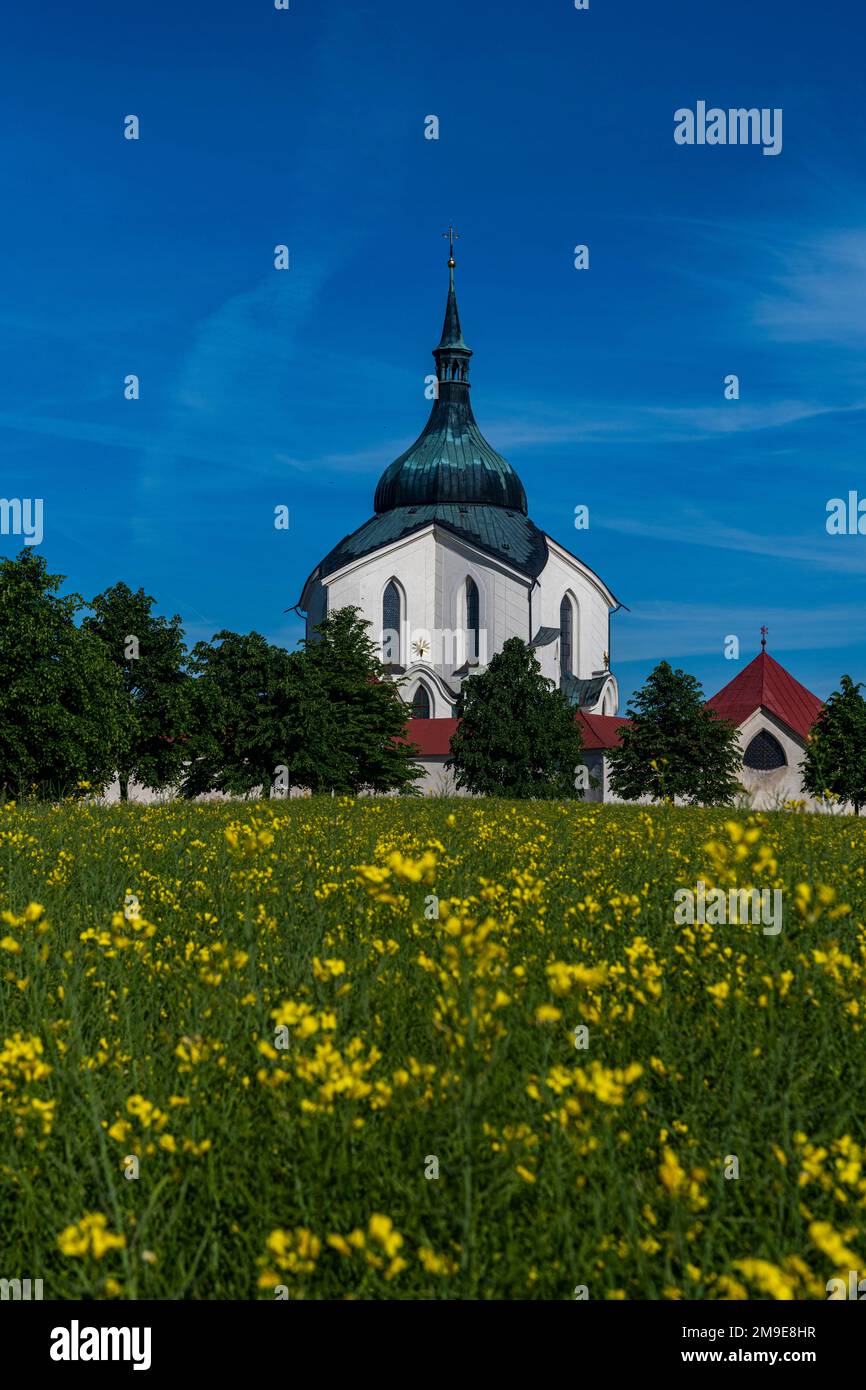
[597,508,866,576]
[754,230,866,345]
[614,600,866,663]
[139,266,332,491]
[486,398,860,449]
[274,442,398,476]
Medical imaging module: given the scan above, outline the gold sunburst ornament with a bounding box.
[412,638,430,660]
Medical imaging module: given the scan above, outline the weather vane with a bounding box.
[760,625,768,650]
[442,225,459,267]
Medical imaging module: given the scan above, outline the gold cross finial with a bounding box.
[442,225,459,268]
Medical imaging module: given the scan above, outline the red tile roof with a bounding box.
[403,718,460,756]
[708,651,823,741]
[403,712,629,756]
[399,654,820,761]
[575,709,631,749]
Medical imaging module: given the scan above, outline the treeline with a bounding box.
[447,641,866,810]
[602,660,866,811]
[2,552,864,809]
[0,551,421,800]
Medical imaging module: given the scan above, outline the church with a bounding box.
[298,244,829,805]
[298,241,621,789]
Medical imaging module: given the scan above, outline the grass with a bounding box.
[1,795,865,1300]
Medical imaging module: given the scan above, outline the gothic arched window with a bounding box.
[466,577,480,662]
[382,581,402,665]
[412,685,431,719]
[560,595,574,678]
[743,729,786,770]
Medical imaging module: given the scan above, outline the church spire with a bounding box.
[371,235,528,516]
[433,227,472,389]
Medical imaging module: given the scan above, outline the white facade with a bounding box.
[733,710,815,809]
[529,538,619,714]
[301,523,619,720]
[298,252,625,778]
[590,707,836,811]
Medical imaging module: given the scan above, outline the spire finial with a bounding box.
[760,625,768,651]
[434,228,469,359]
[442,224,459,269]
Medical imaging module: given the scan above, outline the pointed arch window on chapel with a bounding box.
[412,685,431,719]
[743,729,786,771]
[466,578,480,663]
[382,581,402,666]
[560,596,574,679]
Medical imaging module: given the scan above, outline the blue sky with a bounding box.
[3,0,866,707]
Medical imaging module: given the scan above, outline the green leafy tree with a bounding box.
[297,607,422,795]
[183,610,421,799]
[84,582,191,800]
[801,675,866,813]
[446,636,585,797]
[0,550,133,799]
[606,660,741,805]
[181,631,302,799]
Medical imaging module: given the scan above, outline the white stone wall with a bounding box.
[97,775,311,805]
[534,541,613,679]
[309,526,619,717]
[323,528,439,669]
[529,540,617,712]
[435,529,532,667]
[732,710,815,809]
[592,708,863,812]
[576,750,607,802]
[312,525,535,716]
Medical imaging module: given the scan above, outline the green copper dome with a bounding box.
[373,262,528,515]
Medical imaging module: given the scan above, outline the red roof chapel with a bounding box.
[708,649,823,741]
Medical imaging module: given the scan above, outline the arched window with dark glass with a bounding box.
[382,580,401,665]
[560,595,573,678]
[743,729,786,770]
[466,577,479,662]
[412,684,431,719]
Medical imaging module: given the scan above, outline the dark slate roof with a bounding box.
[373,392,527,514]
[317,503,549,581]
[530,626,560,648]
[437,271,467,351]
[561,673,609,709]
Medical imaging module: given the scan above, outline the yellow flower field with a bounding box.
[1,796,865,1299]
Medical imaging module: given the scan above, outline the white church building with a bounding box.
[296,248,836,803]
[297,245,621,788]
[104,248,833,805]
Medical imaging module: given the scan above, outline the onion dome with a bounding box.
[373,248,528,515]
